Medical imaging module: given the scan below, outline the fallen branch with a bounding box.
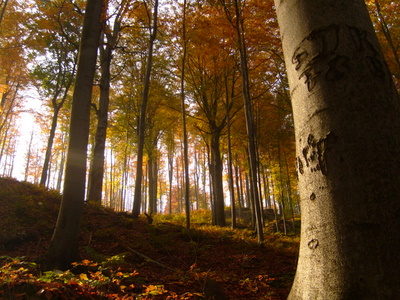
[126,246,179,272]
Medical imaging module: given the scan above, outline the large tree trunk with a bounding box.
[45,0,103,270]
[210,130,226,226]
[132,0,158,218]
[274,0,400,298]
[87,31,114,203]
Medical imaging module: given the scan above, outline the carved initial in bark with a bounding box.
[292,24,386,91]
[297,132,336,176]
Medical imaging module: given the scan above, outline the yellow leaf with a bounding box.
[79,273,89,281]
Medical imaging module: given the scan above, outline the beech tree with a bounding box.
[132,0,159,218]
[46,0,104,270]
[179,0,191,229]
[31,0,80,186]
[87,0,125,204]
[274,0,400,298]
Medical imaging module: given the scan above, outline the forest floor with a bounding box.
[0,177,299,300]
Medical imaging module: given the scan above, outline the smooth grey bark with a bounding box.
[132,0,158,218]
[180,0,191,229]
[46,0,103,270]
[274,0,400,298]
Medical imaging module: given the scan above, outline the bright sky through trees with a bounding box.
[0,0,398,218]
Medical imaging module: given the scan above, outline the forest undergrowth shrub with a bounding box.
[153,209,212,227]
[0,255,155,299]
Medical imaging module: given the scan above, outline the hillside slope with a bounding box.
[0,178,298,299]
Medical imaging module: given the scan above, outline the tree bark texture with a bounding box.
[274,0,400,299]
[87,21,119,203]
[132,0,158,218]
[46,0,103,270]
[180,0,190,228]
[210,130,226,226]
[147,150,158,215]
[233,0,263,243]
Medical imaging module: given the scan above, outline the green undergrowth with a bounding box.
[0,255,170,299]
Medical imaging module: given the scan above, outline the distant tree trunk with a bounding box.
[274,0,400,298]
[269,176,279,232]
[261,164,271,209]
[234,163,243,218]
[180,0,190,229]
[40,68,74,187]
[0,83,19,163]
[277,144,287,235]
[372,0,400,72]
[56,137,66,191]
[194,150,200,209]
[225,81,236,229]
[45,0,103,270]
[40,107,59,187]
[147,145,158,215]
[167,144,174,214]
[229,0,263,243]
[202,147,208,210]
[132,0,158,218]
[210,130,226,226]
[24,130,34,181]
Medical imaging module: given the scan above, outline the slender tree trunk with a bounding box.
[274,0,400,298]
[194,150,200,210]
[40,69,74,187]
[202,148,208,210]
[45,0,103,270]
[0,0,8,27]
[180,0,190,229]
[132,0,158,218]
[225,78,236,229]
[234,163,243,218]
[40,107,60,186]
[56,139,66,191]
[147,147,158,215]
[269,176,279,232]
[87,29,115,203]
[24,130,34,181]
[373,0,400,72]
[232,0,263,243]
[261,164,271,209]
[277,143,288,235]
[168,146,173,214]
